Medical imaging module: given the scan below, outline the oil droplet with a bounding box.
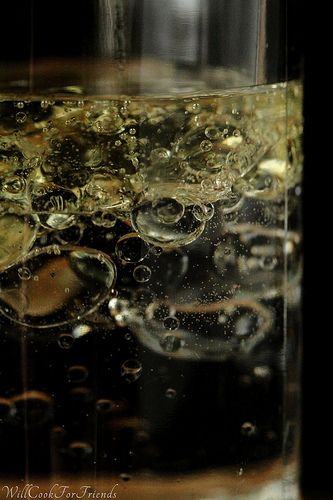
[0,246,116,328]
[96,399,113,413]
[163,316,179,331]
[115,233,150,264]
[16,111,27,123]
[133,265,151,283]
[192,203,215,222]
[154,198,184,224]
[58,333,74,349]
[241,422,257,436]
[121,359,142,383]
[67,365,89,383]
[18,267,31,280]
[165,388,177,399]
[159,334,181,353]
[131,202,205,248]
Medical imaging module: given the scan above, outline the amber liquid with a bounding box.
[0,81,302,499]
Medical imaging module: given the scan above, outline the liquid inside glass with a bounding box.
[0,77,302,499]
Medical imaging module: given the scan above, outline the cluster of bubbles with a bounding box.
[0,83,302,361]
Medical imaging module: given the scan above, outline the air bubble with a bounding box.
[96,399,113,413]
[192,203,215,222]
[131,202,205,248]
[241,422,257,436]
[165,388,177,399]
[163,316,179,331]
[150,148,171,162]
[115,233,149,264]
[200,140,213,152]
[58,333,74,349]
[133,265,151,283]
[12,391,53,426]
[121,359,142,383]
[16,112,27,124]
[260,256,278,270]
[69,441,93,458]
[159,334,181,353]
[154,198,184,224]
[0,206,38,272]
[67,365,89,383]
[205,126,220,140]
[18,267,31,280]
[0,246,116,328]
[92,211,116,228]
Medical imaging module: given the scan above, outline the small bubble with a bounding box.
[187,102,201,114]
[238,467,244,476]
[159,334,181,353]
[233,129,241,137]
[115,233,150,264]
[163,316,179,331]
[200,140,213,152]
[58,334,74,349]
[65,287,70,294]
[67,365,89,383]
[150,148,171,162]
[133,265,151,283]
[241,422,257,436]
[15,111,27,124]
[165,388,177,399]
[192,203,215,222]
[18,267,31,280]
[260,255,278,270]
[129,128,136,135]
[16,101,25,109]
[124,332,132,341]
[121,359,142,383]
[40,100,50,108]
[205,126,220,140]
[96,399,113,413]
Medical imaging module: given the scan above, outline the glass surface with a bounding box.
[0,1,302,499]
